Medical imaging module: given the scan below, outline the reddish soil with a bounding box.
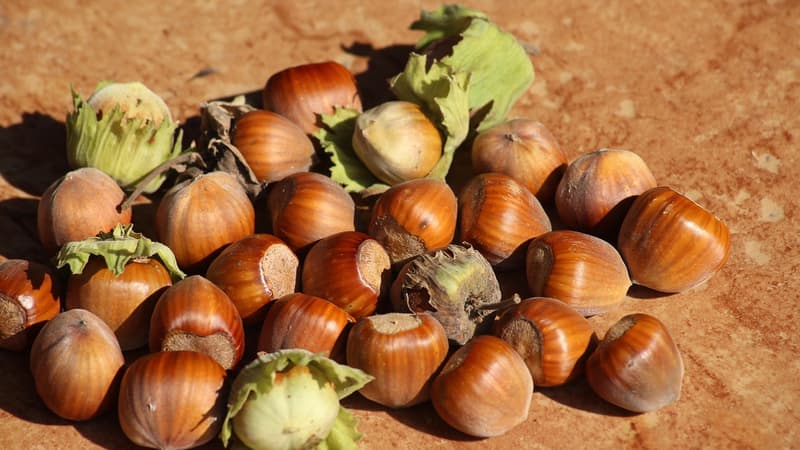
[0,1,798,449]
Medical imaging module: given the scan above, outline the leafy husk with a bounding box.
[410,4,488,48]
[54,224,185,282]
[391,243,503,345]
[314,5,533,194]
[314,56,469,194]
[66,82,184,194]
[388,54,470,180]
[407,4,535,132]
[220,349,373,450]
[314,107,384,193]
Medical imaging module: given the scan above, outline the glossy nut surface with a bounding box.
[618,186,731,293]
[263,61,362,135]
[37,167,132,255]
[65,257,171,351]
[431,334,533,438]
[555,149,657,241]
[346,312,449,408]
[156,171,255,273]
[459,172,552,270]
[526,230,631,316]
[586,313,684,413]
[118,350,227,450]
[232,109,316,183]
[368,178,457,267]
[206,233,298,325]
[268,171,355,253]
[493,297,596,387]
[149,275,245,370]
[471,119,567,204]
[257,292,353,361]
[29,309,125,421]
[0,259,61,351]
[301,231,391,319]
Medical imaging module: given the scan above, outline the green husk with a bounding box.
[314,4,533,194]
[407,4,535,132]
[316,408,362,450]
[388,53,470,180]
[314,107,383,193]
[410,4,488,48]
[315,56,469,193]
[393,243,502,345]
[220,349,373,450]
[54,224,185,282]
[66,82,184,193]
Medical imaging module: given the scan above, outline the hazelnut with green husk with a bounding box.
[221,349,373,450]
[315,4,535,195]
[55,224,185,350]
[66,81,184,194]
[391,243,520,345]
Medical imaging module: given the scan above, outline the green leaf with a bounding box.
[315,6,533,192]
[54,224,185,281]
[314,107,388,193]
[316,408,362,450]
[409,6,535,132]
[410,4,488,48]
[389,53,471,180]
[220,349,373,449]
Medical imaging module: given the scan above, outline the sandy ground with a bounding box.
[0,1,798,449]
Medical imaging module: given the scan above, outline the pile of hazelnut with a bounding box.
[0,59,730,448]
